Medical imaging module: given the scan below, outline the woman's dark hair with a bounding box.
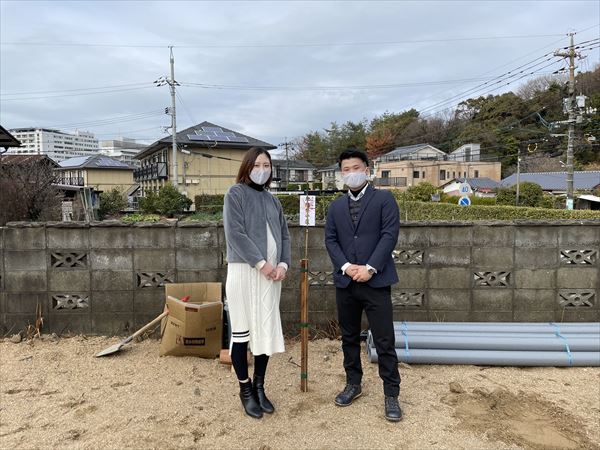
[236,147,273,186]
[338,147,369,168]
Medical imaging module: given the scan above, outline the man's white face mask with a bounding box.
[343,171,367,189]
[250,168,271,185]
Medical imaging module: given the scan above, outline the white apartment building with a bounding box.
[99,137,146,166]
[6,128,99,162]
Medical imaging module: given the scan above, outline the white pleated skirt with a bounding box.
[226,225,285,356]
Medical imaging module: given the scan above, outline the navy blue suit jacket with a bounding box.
[325,184,400,289]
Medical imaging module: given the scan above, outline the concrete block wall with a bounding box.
[0,220,598,335]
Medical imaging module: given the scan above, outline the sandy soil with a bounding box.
[1,335,599,450]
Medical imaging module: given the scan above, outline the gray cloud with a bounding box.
[1,1,598,148]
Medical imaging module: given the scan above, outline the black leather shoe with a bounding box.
[334,384,362,406]
[239,380,263,419]
[253,375,274,414]
[384,396,403,422]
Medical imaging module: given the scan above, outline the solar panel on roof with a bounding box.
[187,132,249,144]
[228,136,249,143]
[201,126,224,133]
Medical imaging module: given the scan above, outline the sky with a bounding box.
[1,0,598,156]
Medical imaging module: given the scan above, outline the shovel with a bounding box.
[95,310,169,357]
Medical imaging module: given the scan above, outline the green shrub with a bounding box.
[98,188,127,219]
[121,213,161,222]
[396,200,600,221]
[312,182,323,190]
[193,194,224,214]
[139,183,192,217]
[287,183,300,191]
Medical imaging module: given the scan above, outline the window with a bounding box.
[413,170,420,178]
[422,171,425,178]
[474,170,479,178]
[382,170,391,178]
[452,171,456,179]
[439,170,446,181]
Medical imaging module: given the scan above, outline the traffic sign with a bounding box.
[458,196,471,206]
[459,183,470,194]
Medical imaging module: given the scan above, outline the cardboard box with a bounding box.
[159,282,223,358]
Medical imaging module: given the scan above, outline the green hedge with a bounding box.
[194,191,600,222]
[396,200,600,221]
[194,194,225,214]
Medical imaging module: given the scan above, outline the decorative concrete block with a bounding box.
[50,252,88,269]
[557,290,596,308]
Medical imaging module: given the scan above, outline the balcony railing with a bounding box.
[56,176,85,186]
[134,162,168,182]
[373,177,407,187]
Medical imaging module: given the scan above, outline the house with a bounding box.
[577,194,600,210]
[373,143,501,190]
[0,125,21,150]
[500,171,600,195]
[271,159,316,189]
[442,177,501,198]
[317,163,343,190]
[57,154,135,193]
[133,121,276,198]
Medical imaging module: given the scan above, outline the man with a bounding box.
[325,147,402,422]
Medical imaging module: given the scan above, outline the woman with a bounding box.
[223,147,291,419]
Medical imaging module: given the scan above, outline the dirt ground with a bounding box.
[1,335,599,450]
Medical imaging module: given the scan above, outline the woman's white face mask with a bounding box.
[250,168,271,185]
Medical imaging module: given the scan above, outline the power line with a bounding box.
[0,85,156,101]
[0,82,151,96]
[0,33,571,49]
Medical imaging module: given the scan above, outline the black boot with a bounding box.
[239,380,263,419]
[253,375,275,413]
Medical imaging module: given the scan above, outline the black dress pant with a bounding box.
[336,281,400,397]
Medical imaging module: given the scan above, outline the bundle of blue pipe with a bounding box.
[366,322,600,366]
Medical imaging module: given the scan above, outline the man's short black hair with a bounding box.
[338,147,369,168]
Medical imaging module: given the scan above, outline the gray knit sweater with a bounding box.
[223,183,291,268]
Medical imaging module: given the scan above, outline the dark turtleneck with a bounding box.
[248,181,265,191]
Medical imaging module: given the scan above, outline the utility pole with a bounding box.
[279,139,293,189]
[554,33,578,210]
[155,46,180,188]
[515,148,521,206]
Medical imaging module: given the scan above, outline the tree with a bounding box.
[98,188,127,219]
[517,182,544,207]
[0,156,62,225]
[405,182,437,202]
